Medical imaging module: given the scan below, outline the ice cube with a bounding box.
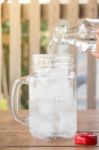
[29,100,39,114]
[37,100,54,116]
[58,112,77,138]
[29,114,55,138]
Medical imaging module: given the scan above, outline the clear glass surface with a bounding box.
[48,18,99,54]
[11,54,77,139]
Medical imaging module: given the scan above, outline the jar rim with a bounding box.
[32,54,73,59]
[32,54,74,72]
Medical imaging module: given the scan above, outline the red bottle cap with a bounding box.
[75,132,97,145]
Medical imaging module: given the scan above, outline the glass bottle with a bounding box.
[48,18,99,55]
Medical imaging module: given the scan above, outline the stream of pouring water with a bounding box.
[47,24,68,59]
[47,41,56,57]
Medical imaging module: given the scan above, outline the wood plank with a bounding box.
[86,0,98,109]
[0,148,99,150]
[29,0,40,72]
[61,4,67,19]
[2,34,9,45]
[2,56,9,102]
[1,110,99,132]
[79,4,87,18]
[0,131,73,147]
[21,4,30,20]
[67,0,79,27]
[9,0,21,94]
[41,4,48,20]
[0,4,2,95]
[0,110,99,148]
[48,0,60,35]
[0,11,8,102]
[0,130,99,147]
[2,3,9,21]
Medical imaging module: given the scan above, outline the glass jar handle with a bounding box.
[11,76,28,126]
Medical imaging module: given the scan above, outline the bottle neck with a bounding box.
[51,19,97,53]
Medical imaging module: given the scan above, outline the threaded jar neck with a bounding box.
[32,54,74,74]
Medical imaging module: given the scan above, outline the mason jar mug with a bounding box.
[11,54,77,140]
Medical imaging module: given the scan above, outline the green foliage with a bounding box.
[0,98,9,110]
[41,20,48,31]
[2,21,9,34]
[21,21,29,41]
[41,20,49,53]
[2,19,48,109]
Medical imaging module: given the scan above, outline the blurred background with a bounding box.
[0,0,99,110]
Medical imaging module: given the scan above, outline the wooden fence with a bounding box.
[0,0,98,109]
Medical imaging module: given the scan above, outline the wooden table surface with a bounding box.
[0,110,99,150]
